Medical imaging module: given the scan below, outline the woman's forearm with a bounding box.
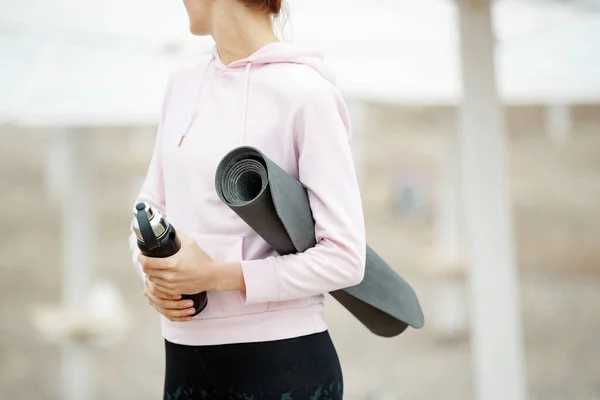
[209,261,247,292]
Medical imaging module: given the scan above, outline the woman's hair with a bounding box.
[242,0,283,16]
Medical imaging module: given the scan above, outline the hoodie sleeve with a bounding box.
[239,81,367,304]
[128,76,173,283]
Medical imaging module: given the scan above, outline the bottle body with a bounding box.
[134,203,207,317]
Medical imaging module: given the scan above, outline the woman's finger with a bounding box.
[149,279,179,296]
[148,298,164,314]
[147,277,181,299]
[148,275,174,288]
[153,297,196,311]
[142,266,172,280]
[147,296,194,322]
[148,300,193,322]
[145,287,173,310]
[163,307,197,319]
[148,274,175,288]
[138,253,172,270]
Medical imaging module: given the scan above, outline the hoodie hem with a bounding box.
[161,303,327,346]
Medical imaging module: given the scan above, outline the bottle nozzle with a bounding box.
[134,202,154,220]
[132,202,167,245]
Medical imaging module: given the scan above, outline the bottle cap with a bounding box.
[131,202,168,242]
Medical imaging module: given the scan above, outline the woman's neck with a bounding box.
[211,4,279,66]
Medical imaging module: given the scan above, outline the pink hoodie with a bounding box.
[129,42,366,346]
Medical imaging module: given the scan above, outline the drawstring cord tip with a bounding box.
[178,136,185,147]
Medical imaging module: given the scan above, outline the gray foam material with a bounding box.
[215,146,424,337]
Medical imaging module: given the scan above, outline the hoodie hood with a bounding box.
[178,42,337,147]
[211,42,337,85]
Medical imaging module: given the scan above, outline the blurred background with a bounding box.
[1,0,599,399]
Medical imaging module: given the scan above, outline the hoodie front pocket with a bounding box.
[189,233,268,319]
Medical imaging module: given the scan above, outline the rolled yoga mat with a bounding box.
[215,146,425,337]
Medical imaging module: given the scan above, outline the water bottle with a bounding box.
[132,202,208,316]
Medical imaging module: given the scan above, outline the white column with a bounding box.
[45,130,69,203]
[431,128,468,340]
[435,127,463,265]
[60,130,98,400]
[545,103,572,144]
[456,1,528,400]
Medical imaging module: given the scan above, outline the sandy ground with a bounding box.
[1,107,599,400]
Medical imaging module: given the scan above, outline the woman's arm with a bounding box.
[222,81,367,304]
[128,76,174,282]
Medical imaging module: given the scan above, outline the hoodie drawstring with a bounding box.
[240,62,252,145]
[178,57,253,147]
[178,55,215,147]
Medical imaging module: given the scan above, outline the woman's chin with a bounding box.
[189,24,210,37]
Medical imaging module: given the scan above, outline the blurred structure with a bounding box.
[456,3,526,399]
[0,2,209,400]
[1,0,599,399]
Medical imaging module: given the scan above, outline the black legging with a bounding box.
[163,331,343,400]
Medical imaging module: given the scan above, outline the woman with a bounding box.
[129,0,366,398]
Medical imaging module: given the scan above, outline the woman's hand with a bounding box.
[144,277,196,322]
[139,230,215,296]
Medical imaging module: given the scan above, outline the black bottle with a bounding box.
[132,202,208,317]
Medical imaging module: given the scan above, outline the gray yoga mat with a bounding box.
[215,146,425,337]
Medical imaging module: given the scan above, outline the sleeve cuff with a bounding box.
[135,261,147,283]
[130,233,147,284]
[239,258,279,305]
[132,247,147,283]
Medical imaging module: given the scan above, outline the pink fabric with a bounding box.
[129,42,366,346]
